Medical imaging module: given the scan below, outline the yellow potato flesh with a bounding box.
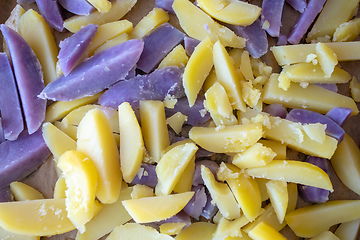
[201,166,240,220]
[54,121,78,140]
[87,20,133,56]
[131,184,154,199]
[94,33,130,54]
[240,51,254,81]
[19,9,58,86]
[212,216,248,240]
[232,142,276,169]
[106,223,174,240]
[45,93,102,123]
[266,180,288,224]
[316,42,338,78]
[172,0,245,48]
[175,222,216,240]
[139,100,170,163]
[75,187,133,240]
[331,133,360,195]
[86,0,112,13]
[10,181,44,201]
[258,139,287,160]
[306,0,359,41]
[173,156,195,193]
[311,231,340,240]
[166,112,188,134]
[246,160,333,192]
[263,74,359,115]
[57,150,98,233]
[158,44,189,69]
[159,222,186,235]
[0,198,75,236]
[248,221,287,240]
[333,18,360,42]
[53,175,67,199]
[130,7,170,39]
[189,123,263,153]
[213,40,246,111]
[183,37,214,107]
[64,0,137,32]
[334,218,360,240]
[77,108,122,204]
[155,143,198,196]
[285,200,360,238]
[197,0,261,26]
[121,191,194,223]
[0,227,39,240]
[118,102,144,183]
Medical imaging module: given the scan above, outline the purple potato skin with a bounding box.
[0,129,51,189]
[286,108,345,142]
[0,186,11,202]
[40,39,144,102]
[314,83,338,92]
[184,36,200,56]
[165,96,211,126]
[261,0,285,37]
[183,185,207,220]
[263,103,287,118]
[35,0,64,32]
[137,23,185,73]
[325,107,353,127]
[287,0,326,44]
[298,156,330,203]
[58,0,95,16]
[201,188,218,219]
[192,160,219,186]
[286,0,307,13]
[1,25,46,135]
[156,210,191,228]
[226,20,268,58]
[130,163,158,188]
[0,52,24,141]
[98,66,185,108]
[155,0,175,14]
[58,24,98,76]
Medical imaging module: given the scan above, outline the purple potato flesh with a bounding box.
[0,52,24,141]
[58,0,95,16]
[156,210,191,228]
[325,107,353,127]
[287,0,326,44]
[165,96,210,126]
[183,185,207,220]
[40,39,144,102]
[0,129,50,189]
[226,20,268,58]
[286,0,307,13]
[137,23,185,73]
[314,83,338,92]
[192,160,219,186]
[298,156,330,203]
[263,103,288,118]
[98,66,184,108]
[155,0,175,14]
[261,0,285,37]
[35,0,64,32]
[184,36,200,56]
[0,119,4,144]
[201,189,218,219]
[286,108,345,142]
[0,186,11,202]
[277,34,288,46]
[130,163,158,188]
[1,25,46,135]
[58,24,98,76]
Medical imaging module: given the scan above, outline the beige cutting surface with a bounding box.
[0,0,360,239]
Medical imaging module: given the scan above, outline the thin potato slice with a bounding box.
[10,182,44,201]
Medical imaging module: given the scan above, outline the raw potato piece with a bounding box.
[57,150,98,233]
[10,182,44,201]
[106,223,174,240]
[140,100,170,163]
[246,160,333,192]
[197,0,261,26]
[77,108,122,204]
[118,102,144,183]
[155,143,198,196]
[183,37,214,107]
[122,192,194,223]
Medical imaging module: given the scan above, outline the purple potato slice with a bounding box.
[35,0,64,32]
[261,0,285,37]
[58,0,95,16]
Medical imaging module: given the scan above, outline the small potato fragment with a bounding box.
[77,108,122,204]
[232,142,276,169]
[316,42,338,78]
[189,123,263,153]
[285,200,360,238]
[310,231,340,240]
[266,180,288,224]
[246,160,333,192]
[258,139,286,160]
[333,18,360,42]
[248,221,287,240]
[197,0,261,26]
[131,185,153,199]
[158,44,189,69]
[183,37,214,107]
[57,150,98,233]
[175,222,216,240]
[334,218,360,240]
[166,112,188,134]
[159,222,187,235]
[86,0,112,13]
[122,192,194,223]
[106,223,174,240]
[53,175,66,199]
[155,143,198,196]
[212,216,249,240]
[10,182,44,201]
[173,155,195,193]
[139,100,170,163]
[118,102,144,183]
[201,166,240,220]
[0,198,75,236]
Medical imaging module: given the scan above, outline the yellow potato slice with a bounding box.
[53,175,67,199]
[158,44,188,69]
[232,142,276,169]
[94,33,130,54]
[173,155,195,193]
[266,180,288,224]
[310,231,340,240]
[10,182,44,201]
[316,42,338,78]
[159,222,186,235]
[122,192,194,223]
[334,218,360,240]
[175,222,216,240]
[166,112,188,134]
[131,184,154,199]
[118,102,144,183]
[212,216,249,240]
[77,108,122,204]
[86,0,112,13]
[333,18,360,42]
[197,0,260,26]
[258,140,286,160]
[57,150,98,233]
[106,223,174,240]
[248,221,287,240]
